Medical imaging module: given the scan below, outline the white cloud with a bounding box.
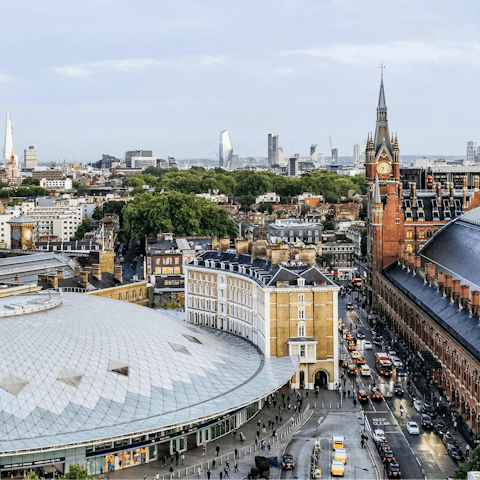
[279,41,480,66]
[52,55,227,77]
[275,67,295,76]
[0,74,17,83]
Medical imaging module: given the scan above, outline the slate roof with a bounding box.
[58,272,131,290]
[384,263,480,362]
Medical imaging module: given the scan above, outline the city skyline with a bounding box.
[1,0,479,162]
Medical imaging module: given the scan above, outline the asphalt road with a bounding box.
[338,294,457,479]
[119,243,144,280]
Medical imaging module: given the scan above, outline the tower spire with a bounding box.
[373,174,381,204]
[374,65,392,157]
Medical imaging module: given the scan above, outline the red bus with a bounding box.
[375,353,393,376]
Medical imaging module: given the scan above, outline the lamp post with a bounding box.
[354,466,369,480]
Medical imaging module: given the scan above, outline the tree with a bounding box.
[301,205,311,216]
[60,464,91,479]
[22,177,40,186]
[239,194,256,213]
[71,217,92,241]
[26,472,39,479]
[72,182,81,189]
[92,206,104,220]
[453,445,480,478]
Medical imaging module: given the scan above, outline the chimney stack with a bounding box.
[92,264,102,280]
[460,284,470,310]
[437,271,445,294]
[414,255,421,275]
[444,275,453,299]
[469,291,480,317]
[424,263,435,286]
[407,252,415,272]
[218,237,230,252]
[452,279,461,304]
[114,264,123,282]
[74,265,81,276]
[80,270,89,289]
[57,269,65,280]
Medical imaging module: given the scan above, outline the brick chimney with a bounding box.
[410,182,417,207]
[424,263,435,286]
[14,275,20,283]
[437,271,445,294]
[269,243,289,265]
[407,252,415,272]
[299,245,316,265]
[92,264,102,280]
[448,182,454,204]
[80,270,89,289]
[452,279,461,304]
[218,237,230,252]
[251,240,267,262]
[74,265,81,276]
[444,275,453,299]
[57,269,65,280]
[84,266,92,275]
[38,273,58,290]
[460,284,470,310]
[414,255,421,276]
[469,291,480,317]
[235,237,249,255]
[211,237,218,251]
[114,264,123,282]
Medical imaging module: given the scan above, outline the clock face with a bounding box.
[23,229,32,240]
[12,229,21,240]
[377,161,391,175]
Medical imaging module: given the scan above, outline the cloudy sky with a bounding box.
[2,0,479,162]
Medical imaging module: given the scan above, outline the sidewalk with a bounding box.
[103,385,315,480]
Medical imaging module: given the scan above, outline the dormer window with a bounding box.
[297,278,305,286]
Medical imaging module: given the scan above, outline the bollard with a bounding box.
[185,469,188,475]
[220,457,223,465]
[322,402,324,409]
[329,402,331,409]
[177,472,180,478]
[337,403,339,409]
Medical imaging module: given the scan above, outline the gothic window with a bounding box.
[407,243,413,252]
[406,231,413,239]
[419,231,425,239]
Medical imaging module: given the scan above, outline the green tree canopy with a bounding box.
[60,464,91,479]
[92,206,104,220]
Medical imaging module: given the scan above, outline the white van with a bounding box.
[361,364,371,376]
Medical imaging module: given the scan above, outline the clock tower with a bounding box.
[366,70,404,305]
[8,215,36,249]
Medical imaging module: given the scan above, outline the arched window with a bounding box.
[418,230,425,239]
[406,231,413,239]
[298,322,306,337]
[407,243,413,253]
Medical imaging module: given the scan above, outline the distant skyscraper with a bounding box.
[268,133,279,166]
[467,140,478,164]
[310,144,318,161]
[353,144,360,167]
[332,148,338,164]
[24,145,37,169]
[4,110,18,168]
[219,130,233,169]
[288,154,299,177]
[317,153,326,166]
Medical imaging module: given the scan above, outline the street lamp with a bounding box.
[354,466,369,480]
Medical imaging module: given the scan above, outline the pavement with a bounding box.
[100,386,315,480]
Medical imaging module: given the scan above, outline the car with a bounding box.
[334,448,347,464]
[358,390,369,402]
[413,400,424,412]
[333,436,344,450]
[355,355,366,364]
[406,421,420,435]
[347,303,354,310]
[443,431,457,446]
[340,358,349,369]
[347,364,357,375]
[364,340,373,349]
[331,459,345,476]
[347,343,357,351]
[282,454,295,469]
[373,429,386,442]
[434,421,448,437]
[393,383,404,396]
[382,450,396,464]
[396,366,407,376]
[376,440,390,454]
[361,365,371,376]
[421,414,433,429]
[387,463,401,479]
[371,387,383,401]
[422,404,436,417]
[446,443,463,460]
[387,350,397,357]
[351,351,361,359]
[391,357,403,367]
[373,337,382,346]
[356,332,365,339]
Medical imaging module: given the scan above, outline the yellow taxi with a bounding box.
[334,448,347,464]
[313,468,322,478]
[331,460,345,476]
[333,435,344,450]
[314,440,321,450]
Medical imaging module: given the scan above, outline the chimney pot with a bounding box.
[452,279,461,303]
[460,284,470,309]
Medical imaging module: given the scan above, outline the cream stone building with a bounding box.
[184,243,340,390]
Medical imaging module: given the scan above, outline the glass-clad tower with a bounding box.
[219,130,233,169]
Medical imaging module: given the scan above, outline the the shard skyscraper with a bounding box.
[219,130,233,170]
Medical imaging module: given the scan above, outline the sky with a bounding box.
[2,0,480,163]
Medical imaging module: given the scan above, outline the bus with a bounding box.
[375,353,393,376]
[352,277,362,287]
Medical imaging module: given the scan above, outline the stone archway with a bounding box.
[314,370,329,388]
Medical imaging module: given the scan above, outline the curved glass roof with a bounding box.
[0,293,298,453]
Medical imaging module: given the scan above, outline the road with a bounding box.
[120,243,144,280]
[338,293,457,479]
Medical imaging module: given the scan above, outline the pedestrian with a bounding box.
[298,406,302,414]
[181,454,184,465]
[361,439,365,449]
[273,400,276,408]
[240,432,245,445]
[144,475,147,480]
[235,448,238,458]
[293,388,296,395]
[233,429,236,439]
[156,473,160,480]
[288,403,291,412]
[175,451,179,465]
[170,455,174,465]
[348,390,350,397]
[466,444,471,458]
[207,469,211,480]
[275,413,279,424]
[287,396,290,402]
[294,405,297,413]
[162,456,166,467]
[255,437,258,446]
[224,466,229,478]
[212,459,216,469]
[273,429,276,438]
[197,467,201,478]
[219,472,223,480]
[169,466,174,479]
[202,446,206,456]
[353,399,357,407]
[216,445,220,456]
[257,429,260,438]
[267,443,271,453]
[290,416,294,424]
[234,461,238,473]
[280,416,282,423]
[257,420,261,428]
[262,423,266,434]
[454,421,458,431]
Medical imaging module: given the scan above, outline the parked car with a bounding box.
[382,449,396,464]
[434,421,448,437]
[393,383,404,396]
[407,421,420,435]
[331,459,345,476]
[422,404,436,417]
[421,414,433,429]
[364,340,373,350]
[443,431,457,446]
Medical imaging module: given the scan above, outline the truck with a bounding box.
[375,353,393,376]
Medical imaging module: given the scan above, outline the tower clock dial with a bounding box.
[377,161,391,175]
[12,229,21,241]
[23,229,32,241]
